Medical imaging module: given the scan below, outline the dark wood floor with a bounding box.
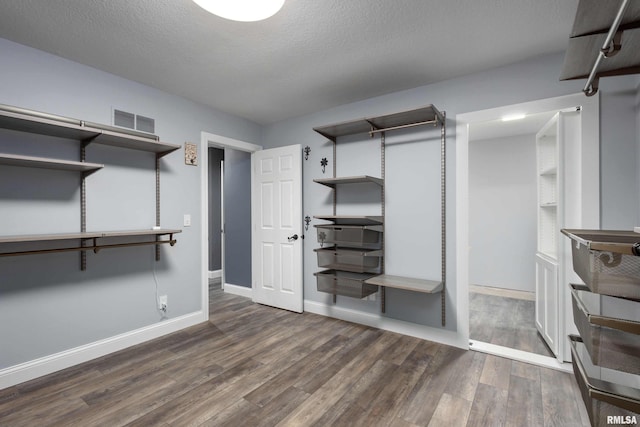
[0,284,590,426]
[470,290,554,357]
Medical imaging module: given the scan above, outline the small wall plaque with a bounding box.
[185,142,197,166]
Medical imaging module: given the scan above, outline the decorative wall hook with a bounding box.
[318,231,327,247]
[304,146,311,160]
[304,215,311,231]
[320,157,328,174]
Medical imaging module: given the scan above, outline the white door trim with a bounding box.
[220,159,225,290]
[200,132,262,319]
[456,93,599,365]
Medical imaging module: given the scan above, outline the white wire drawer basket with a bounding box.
[315,224,382,249]
[570,335,640,426]
[562,229,640,299]
[314,269,379,298]
[314,247,382,274]
[571,284,640,375]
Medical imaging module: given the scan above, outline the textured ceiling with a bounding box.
[0,0,578,125]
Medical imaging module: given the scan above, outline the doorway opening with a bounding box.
[456,93,600,371]
[200,132,262,320]
[468,110,558,361]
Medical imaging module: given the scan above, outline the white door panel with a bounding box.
[252,145,303,312]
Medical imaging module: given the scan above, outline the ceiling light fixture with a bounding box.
[193,0,285,22]
[501,113,527,122]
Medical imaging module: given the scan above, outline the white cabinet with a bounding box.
[535,253,559,356]
[535,109,589,361]
[536,113,560,260]
[535,113,561,356]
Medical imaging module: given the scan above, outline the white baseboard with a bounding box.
[208,270,222,279]
[0,311,207,390]
[224,283,253,298]
[303,300,467,350]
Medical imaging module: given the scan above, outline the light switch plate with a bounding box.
[184,214,191,227]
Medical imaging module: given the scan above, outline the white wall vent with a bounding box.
[136,115,155,134]
[113,109,155,134]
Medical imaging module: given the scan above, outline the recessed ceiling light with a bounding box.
[501,113,527,122]
[193,0,285,22]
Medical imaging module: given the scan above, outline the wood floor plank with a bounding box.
[50,370,178,426]
[479,354,511,390]
[505,374,544,427]
[0,368,102,419]
[428,392,473,426]
[293,328,385,394]
[274,331,403,426]
[244,386,311,427]
[311,359,396,427]
[510,359,540,381]
[356,360,431,426]
[198,397,261,427]
[123,357,265,426]
[0,395,88,427]
[540,367,588,426]
[382,334,421,366]
[470,292,553,358]
[444,349,485,402]
[467,383,508,427]
[243,334,352,408]
[396,345,464,425]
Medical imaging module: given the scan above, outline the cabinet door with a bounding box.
[535,253,559,357]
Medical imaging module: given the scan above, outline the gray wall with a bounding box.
[0,38,261,370]
[223,148,252,288]
[262,52,640,331]
[208,148,224,271]
[600,80,638,229]
[469,134,537,293]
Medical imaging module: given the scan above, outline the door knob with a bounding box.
[287,234,299,242]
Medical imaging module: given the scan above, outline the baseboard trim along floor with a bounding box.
[0,311,205,390]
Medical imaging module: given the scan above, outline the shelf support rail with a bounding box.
[440,112,446,326]
[582,0,631,96]
[79,137,99,271]
[332,139,337,305]
[156,154,161,261]
[380,131,386,313]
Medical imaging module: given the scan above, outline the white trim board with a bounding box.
[304,300,468,350]
[200,131,262,333]
[456,93,600,364]
[469,340,572,373]
[0,312,205,390]
[469,284,535,301]
[209,270,222,279]
[224,283,253,298]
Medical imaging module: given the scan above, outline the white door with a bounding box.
[535,253,559,356]
[252,144,303,312]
